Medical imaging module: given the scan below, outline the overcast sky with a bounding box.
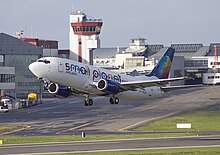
[1,0,220,48]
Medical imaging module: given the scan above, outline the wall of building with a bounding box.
[43,49,58,57]
[125,57,144,69]
[0,33,42,98]
[94,58,116,68]
[0,55,15,96]
[4,55,41,97]
[115,53,133,69]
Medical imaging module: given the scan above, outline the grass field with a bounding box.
[0,133,195,144]
[136,110,220,131]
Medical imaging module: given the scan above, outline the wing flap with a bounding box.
[161,84,204,92]
[120,77,188,90]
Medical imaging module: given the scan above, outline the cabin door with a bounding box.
[58,61,64,72]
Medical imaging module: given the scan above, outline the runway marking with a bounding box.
[26,100,80,113]
[116,105,158,119]
[56,120,101,134]
[1,125,31,135]
[4,144,220,155]
[167,87,219,104]
[118,111,178,131]
[56,105,158,134]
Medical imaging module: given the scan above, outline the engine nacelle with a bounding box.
[97,79,120,94]
[48,83,71,98]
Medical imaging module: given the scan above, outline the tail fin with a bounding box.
[147,47,175,79]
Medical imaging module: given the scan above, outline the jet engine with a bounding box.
[48,83,72,98]
[97,79,120,94]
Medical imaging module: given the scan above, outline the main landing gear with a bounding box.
[84,95,119,106]
[109,96,119,105]
[84,95,93,106]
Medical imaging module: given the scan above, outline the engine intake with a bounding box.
[48,83,71,98]
[97,79,120,94]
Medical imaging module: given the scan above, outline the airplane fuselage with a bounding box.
[29,57,168,101]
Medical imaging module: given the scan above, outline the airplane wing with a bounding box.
[119,77,189,91]
[161,84,204,92]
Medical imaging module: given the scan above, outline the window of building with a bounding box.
[0,74,15,83]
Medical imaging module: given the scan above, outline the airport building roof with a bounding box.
[0,33,42,55]
[148,43,220,59]
[93,47,127,59]
[193,46,210,57]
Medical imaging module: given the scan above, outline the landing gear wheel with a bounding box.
[84,95,93,106]
[88,99,93,106]
[115,97,119,104]
[84,99,89,106]
[109,97,114,104]
[109,97,119,104]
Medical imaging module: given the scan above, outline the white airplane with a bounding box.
[29,48,192,106]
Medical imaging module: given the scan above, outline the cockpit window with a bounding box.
[37,59,50,64]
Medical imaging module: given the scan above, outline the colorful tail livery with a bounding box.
[147,47,174,79]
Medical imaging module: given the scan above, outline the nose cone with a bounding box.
[29,62,41,77]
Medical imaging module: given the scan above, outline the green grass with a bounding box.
[136,110,220,131]
[0,133,195,144]
[44,146,220,155]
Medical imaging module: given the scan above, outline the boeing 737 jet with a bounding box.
[29,48,191,106]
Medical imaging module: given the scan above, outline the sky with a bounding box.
[0,0,220,49]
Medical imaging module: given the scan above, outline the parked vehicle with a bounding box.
[1,98,11,106]
[0,106,9,113]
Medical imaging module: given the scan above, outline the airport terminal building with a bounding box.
[93,38,220,85]
[0,33,43,98]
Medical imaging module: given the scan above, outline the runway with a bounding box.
[0,86,220,154]
[0,86,220,136]
[0,136,220,154]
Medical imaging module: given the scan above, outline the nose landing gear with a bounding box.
[84,95,93,106]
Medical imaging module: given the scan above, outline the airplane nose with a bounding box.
[29,62,40,77]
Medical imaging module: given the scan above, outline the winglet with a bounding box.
[147,47,175,79]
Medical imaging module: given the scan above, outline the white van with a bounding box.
[0,106,9,113]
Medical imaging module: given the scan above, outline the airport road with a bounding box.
[0,86,220,136]
[0,136,220,154]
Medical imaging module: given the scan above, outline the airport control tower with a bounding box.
[69,11,103,65]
